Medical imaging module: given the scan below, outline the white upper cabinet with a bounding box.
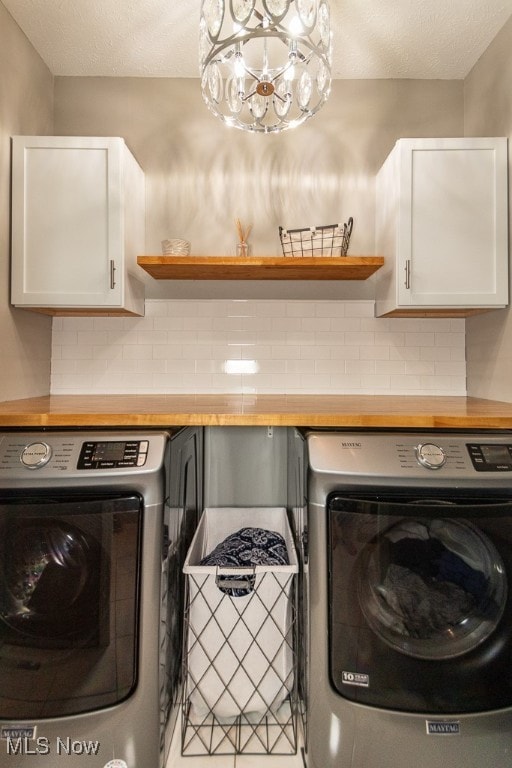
[11,136,145,316]
[375,138,509,317]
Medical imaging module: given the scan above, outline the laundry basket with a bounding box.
[181,507,298,756]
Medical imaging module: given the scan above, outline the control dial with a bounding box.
[20,441,52,469]
[415,443,446,470]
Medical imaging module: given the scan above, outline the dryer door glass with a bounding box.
[0,494,142,719]
[328,493,512,714]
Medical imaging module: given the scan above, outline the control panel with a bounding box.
[307,432,512,481]
[0,432,165,479]
[78,440,149,469]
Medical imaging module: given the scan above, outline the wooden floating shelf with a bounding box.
[137,255,384,281]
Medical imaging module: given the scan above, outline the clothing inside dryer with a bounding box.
[0,495,142,719]
[328,493,512,714]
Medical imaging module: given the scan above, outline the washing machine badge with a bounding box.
[426,720,461,736]
[342,671,370,687]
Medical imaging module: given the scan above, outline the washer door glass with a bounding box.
[358,517,507,659]
[0,494,142,719]
[2,518,100,644]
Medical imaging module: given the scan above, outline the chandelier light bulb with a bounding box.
[199,0,332,133]
[288,16,303,35]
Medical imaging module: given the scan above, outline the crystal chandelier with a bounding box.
[199,0,332,133]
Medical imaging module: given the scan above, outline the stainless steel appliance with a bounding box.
[307,430,512,768]
[0,430,181,768]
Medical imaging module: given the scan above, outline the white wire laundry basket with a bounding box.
[181,507,299,756]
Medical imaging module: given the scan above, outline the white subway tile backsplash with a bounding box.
[286,360,316,375]
[143,300,168,318]
[154,316,185,330]
[61,345,93,360]
[375,360,406,375]
[286,302,316,317]
[405,332,436,347]
[405,360,436,376]
[349,302,376,317]
[137,330,168,345]
[361,374,392,390]
[346,360,376,375]
[315,302,346,317]
[122,345,153,360]
[330,346,360,360]
[434,361,467,376]
[420,346,452,361]
[374,332,405,347]
[50,300,467,396]
[345,331,375,346]
[435,332,465,347]
[360,346,390,361]
[93,345,122,361]
[53,331,78,346]
[389,346,421,361]
[450,347,466,361]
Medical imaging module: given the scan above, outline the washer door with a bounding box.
[358,517,507,659]
[0,494,142,719]
[328,493,512,713]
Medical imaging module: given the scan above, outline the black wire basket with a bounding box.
[279,217,353,257]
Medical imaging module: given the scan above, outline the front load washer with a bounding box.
[306,431,512,768]
[0,430,180,768]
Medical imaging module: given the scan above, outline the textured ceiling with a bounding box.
[3,0,512,79]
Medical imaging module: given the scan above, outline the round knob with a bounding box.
[415,443,446,470]
[20,442,52,469]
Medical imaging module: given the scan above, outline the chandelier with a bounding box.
[199,0,332,133]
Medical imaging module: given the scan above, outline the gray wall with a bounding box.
[0,2,53,401]
[464,14,512,402]
[54,77,463,301]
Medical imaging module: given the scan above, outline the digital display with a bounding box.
[481,445,511,464]
[77,440,147,470]
[92,442,127,462]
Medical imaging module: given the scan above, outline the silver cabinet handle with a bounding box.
[404,259,411,290]
[110,260,116,290]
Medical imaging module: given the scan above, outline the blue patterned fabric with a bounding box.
[200,527,289,567]
[200,527,289,596]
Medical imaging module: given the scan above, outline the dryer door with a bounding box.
[0,494,142,719]
[328,492,512,714]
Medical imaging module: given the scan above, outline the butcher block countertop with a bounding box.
[0,394,512,429]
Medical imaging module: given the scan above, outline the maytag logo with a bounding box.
[341,442,362,449]
[426,720,460,736]
[1,726,37,740]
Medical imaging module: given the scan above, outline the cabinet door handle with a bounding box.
[404,259,411,290]
[110,260,116,290]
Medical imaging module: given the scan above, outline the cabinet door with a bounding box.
[11,137,124,309]
[398,138,508,308]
